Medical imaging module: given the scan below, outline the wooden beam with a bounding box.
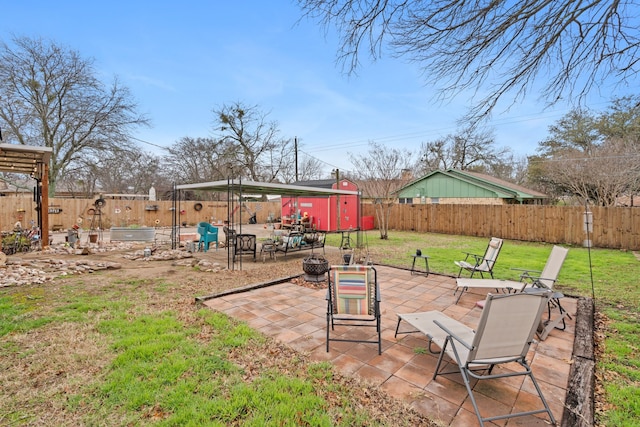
[41,163,49,248]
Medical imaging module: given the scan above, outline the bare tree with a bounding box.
[349,141,414,239]
[163,137,233,184]
[92,151,162,195]
[56,149,164,198]
[279,153,325,183]
[0,36,149,195]
[529,98,640,204]
[418,126,511,174]
[540,139,640,206]
[213,102,294,183]
[297,0,640,118]
[487,154,530,185]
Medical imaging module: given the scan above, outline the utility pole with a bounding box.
[335,168,340,231]
[294,137,298,182]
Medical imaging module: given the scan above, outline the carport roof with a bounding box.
[0,143,52,179]
[176,180,359,197]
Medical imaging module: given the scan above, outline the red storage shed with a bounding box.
[281,179,359,232]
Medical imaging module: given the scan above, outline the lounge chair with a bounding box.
[326,265,381,354]
[515,245,569,290]
[454,277,525,304]
[398,291,556,426]
[467,245,571,338]
[515,245,571,338]
[454,237,503,279]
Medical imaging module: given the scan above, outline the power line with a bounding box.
[528,152,640,164]
[302,104,613,155]
[130,136,169,150]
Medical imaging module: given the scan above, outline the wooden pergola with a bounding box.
[0,143,53,247]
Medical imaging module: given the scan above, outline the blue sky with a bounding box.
[1,1,624,176]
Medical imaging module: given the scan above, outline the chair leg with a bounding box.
[550,298,571,329]
[326,309,332,352]
[459,366,486,427]
[522,362,557,425]
[376,313,382,355]
[394,317,402,338]
[433,337,450,380]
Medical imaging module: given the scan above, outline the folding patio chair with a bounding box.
[515,245,571,338]
[454,237,503,278]
[432,291,556,426]
[515,245,569,290]
[326,265,381,354]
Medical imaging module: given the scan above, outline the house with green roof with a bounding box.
[395,169,548,205]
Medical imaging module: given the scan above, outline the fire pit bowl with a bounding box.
[302,254,329,282]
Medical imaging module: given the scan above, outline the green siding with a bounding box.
[395,169,546,202]
[398,175,500,198]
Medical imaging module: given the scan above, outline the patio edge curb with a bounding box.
[194,273,304,303]
[561,297,595,427]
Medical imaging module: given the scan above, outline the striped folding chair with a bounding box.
[326,265,381,354]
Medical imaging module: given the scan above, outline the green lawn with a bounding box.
[327,230,640,426]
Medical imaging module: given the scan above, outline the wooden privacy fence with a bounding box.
[0,197,281,232]
[2,196,639,250]
[361,203,640,250]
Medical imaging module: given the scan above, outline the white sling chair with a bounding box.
[515,245,571,338]
[473,245,571,338]
[432,291,556,426]
[454,237,503,280]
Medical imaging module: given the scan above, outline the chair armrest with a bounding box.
[468,253,485,266]
[433,319,474,350]
[530,278,557,289]
[459,251,482,264]
[511,268,542,273]
[461,251,479,259]
[516,269,542,281]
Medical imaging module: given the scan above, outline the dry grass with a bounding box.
[1,246,434,426]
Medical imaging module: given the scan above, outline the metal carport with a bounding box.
[174,178,361,268]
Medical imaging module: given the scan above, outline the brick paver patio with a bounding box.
[203,265,576,426]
